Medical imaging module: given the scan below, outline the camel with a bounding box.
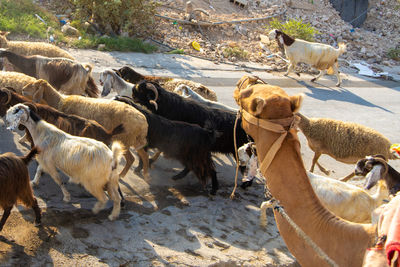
[233,75,377,267]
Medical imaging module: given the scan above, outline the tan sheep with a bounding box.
[22,79,150,179]
[0,71,37,93]
[0,31,74,60]
[296,112,395,178]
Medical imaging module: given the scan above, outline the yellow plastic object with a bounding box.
[390,144,400,158]
[191,41,201,51]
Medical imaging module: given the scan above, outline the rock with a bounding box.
[61,24,79,36]
[97,44,106,50]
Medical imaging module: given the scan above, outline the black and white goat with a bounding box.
[6,104,124,220]
[131,81,250,178]
[268,29,346,86]
[355,155,400,196]
[113,95,220,194]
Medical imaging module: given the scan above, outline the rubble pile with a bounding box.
[153,0,400,70]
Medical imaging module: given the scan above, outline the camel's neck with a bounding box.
[248,124,375,267]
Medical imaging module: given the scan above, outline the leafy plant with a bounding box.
[72,0,158,37]
[223,46,248,60]
[388,47,400,61]
[72,35,157,53]
[167,49,185,54]
[0,0,61,38]
[266,18,320,41]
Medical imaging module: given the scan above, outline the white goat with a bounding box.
[268,29,346,86]
[100,69,134,97]
[6,103,124,220]
[174,84,238,112]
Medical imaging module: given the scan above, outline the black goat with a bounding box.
[113,95,220,194]
[355,155,400,195]
[131,81,249,178]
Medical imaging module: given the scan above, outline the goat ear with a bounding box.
[250,97,266,116]
[289,94,304,113]
[0,31,9,36]
[32,84,44,103]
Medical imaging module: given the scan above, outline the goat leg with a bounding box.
[339,172,355,182]
[32,198,42,226]
[210,169,219,195]
[172,167,190,180]
[0,206,12,232]
[118,186,125,208]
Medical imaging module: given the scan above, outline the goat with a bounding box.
[131,81,249,179]
[21,79,149,179]
[100,69,134,97]
[260,172,389,227]
[237,142,261,189]
[0,147,41,231]
[268,29,346,86]
[114,66,218,101]
[355,155,400,196]
[0,31,74,60]
[0,87,124,153]
[296,112,395,180]
[0,49,99,97]
[114,95,220,194]
[6,103,124,220]
[174,84,238,112]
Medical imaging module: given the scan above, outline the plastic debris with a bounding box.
[191,41,201,51]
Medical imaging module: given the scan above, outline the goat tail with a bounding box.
[21,146,40,165]
[85,76,100,98]
[111,141,125,172]
[111,124,125,137]
[83,63,93,74]
[338,43,347,55]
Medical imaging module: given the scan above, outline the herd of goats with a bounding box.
[0,29,400,265]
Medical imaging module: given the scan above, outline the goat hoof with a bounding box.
[336,83,341,87]
[108,214,118,221]
[120,199,126,208]
[34,221,42,227]
[295,72,300,77]
[311,78,316,82]
[30,181,37,187]
[63,196,71,203]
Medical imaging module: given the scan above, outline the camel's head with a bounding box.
[0,31,9,48]
[234,75,303,120]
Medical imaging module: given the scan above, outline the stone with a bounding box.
[61,24,79,36]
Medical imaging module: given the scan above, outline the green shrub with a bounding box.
[0,0,60,38]
[72,0,158,37]
[72,35,157,53]
[223,46,248,60]
[266,18,320,41]
[388,47,400,61]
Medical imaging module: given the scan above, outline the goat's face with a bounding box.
[0,31,9,48]
[5,103,29,131]
[100,71,113,97]
[355,156,386,190]
[22,80,48,103]
[268,29,278,41]
[132,82,159,110]
[174,84,190,98]
[0,88,12,116]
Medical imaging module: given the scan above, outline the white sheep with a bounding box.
[99,69,134,97]
[237,144,390,224]
[268,29,346,86]
[174,84,238,112]
[21,79,150,179]
[260,172,389,227]
[6,103,124,220]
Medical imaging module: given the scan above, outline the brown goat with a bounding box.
[0,88,124,147]
[0,49,99,97]
[0,147,41,231]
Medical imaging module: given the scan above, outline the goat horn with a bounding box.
[149,100,158,110]
[0,88,12,105]
[147,83,158,102]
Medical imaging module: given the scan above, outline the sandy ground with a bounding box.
[0,54,299,266]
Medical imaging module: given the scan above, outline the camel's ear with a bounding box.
[250,97,266,116]
[32,83,44,103]
[289,94,304,113]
